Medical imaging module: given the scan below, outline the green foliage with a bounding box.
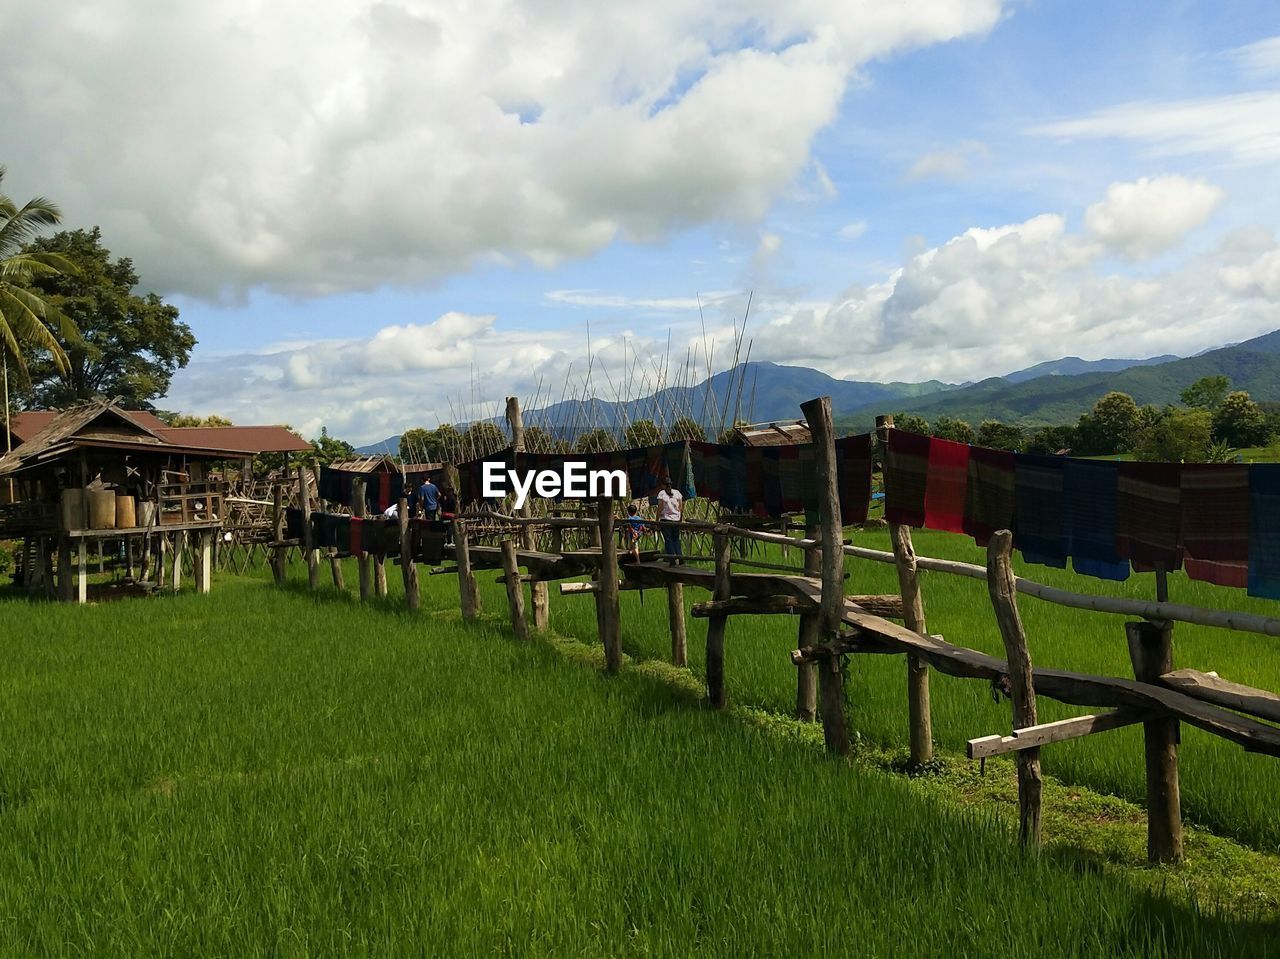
[975,420,1023,450]
[400,423,463,462]
[574,427,615,453]
[161,412,233,427]
[0,167,79,380]
[891,412,929,435]
[1135,408,1212,462]
[931,415,974,444]
[1023,424,1077,455]
[17,227,194,408]
[307,426,354,468]
[666,416,706,442]
[461,421,506,458]
[1075,391,1141,455]
[523,425,568,453]
[1212,390,1270,448]
[623,418,662,448]
[1181,374,1231,411]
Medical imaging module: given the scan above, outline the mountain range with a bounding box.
[355,331,1280,452]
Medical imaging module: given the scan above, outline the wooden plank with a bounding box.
[692,595,816,617]
[987,530,1041,848]
[1160,668,1280,724]
[967,710,1150,759]
[1128,620,1183,864]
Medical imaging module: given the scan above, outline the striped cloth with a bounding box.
[885,430,930,527]
[1063,458,1129,582]
[1116,462,1183,572]
[349,516,364,556]
[923,437,970,533]
[1248,465,1280,599]
[962,446,1015,546]
[1014,454,1067,568]
[836,433,873,526]
[1181,464,1249,588]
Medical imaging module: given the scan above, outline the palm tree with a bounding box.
[0,166,79,381]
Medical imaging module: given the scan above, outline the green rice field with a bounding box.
[2,532,1280,956]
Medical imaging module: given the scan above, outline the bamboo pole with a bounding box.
[500,538,529,641]
[987,530,1041,849]
[800,395,849,756]
[353,476,372,600]
[455,519,480,619]
[1126,620,1183,863]
[597,497,622,673]
[399,494,419,611]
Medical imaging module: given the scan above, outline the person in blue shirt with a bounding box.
[419,474,440,520]
[623,502,646,563]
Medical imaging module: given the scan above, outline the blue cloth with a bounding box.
[1063,459,1130,582]
[1013,454,1067,568]
[1248,465,1280,599]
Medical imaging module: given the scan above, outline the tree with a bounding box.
[1075,391,1141,455]
[975,420,1023,451]
[0,167,79,381]
[400,424,464,462]
[16,227,193,409]
[623,418,662,448]
[1135,408,1212,463]
[462,421,506,458]
[307,426,355,468]
[1212,390,1270,448]
[162,412,232,427]
[932,416,974,444]
[575,428,615,453]
[524,425,569,453]
[892,413,929,435]
[1024,425,1076,456]
[667,416,706,442]
[1180,375,1231,411]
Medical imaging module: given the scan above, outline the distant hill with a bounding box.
[837,329,1280,432]
[1002,353,1179,384]
[355,435,402,455]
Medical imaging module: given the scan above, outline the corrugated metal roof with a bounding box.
[157,426,312,454]
[9,408,169,443]
[327,454,399,474]
[730,420,812,447]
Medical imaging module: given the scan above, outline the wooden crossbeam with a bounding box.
[967,710,1152,759]
[1160,668,1280,724]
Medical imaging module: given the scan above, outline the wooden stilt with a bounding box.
[399,494,419,610]
[455,519,479,620]
[987,530,1041,848]
[353,477,371,600]
[705,529,732,708]
[796,521,820,722]
[329,550,345,592]
[500,538,529,641]
[667,581,687,666]
[58,535,73,602]
[800,395,849,756]
[271,481,286,586]
[1126,619,1183,864]
[597,497,622,673]
[77,539,88,604]
[374,553,388,597]
[171,531,185,593]
[197,531,212,594]
[299,466,319,590]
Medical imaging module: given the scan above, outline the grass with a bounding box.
[1,550,1279,955]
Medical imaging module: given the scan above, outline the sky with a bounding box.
[3,0,1280,444]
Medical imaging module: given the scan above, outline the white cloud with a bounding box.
[1219,248,1280,299]
[837,220,868,241]
[1084,175,1223,260]
[751,232,783,272]
[903,140,990,182]
[1033,91,1280,164]
[0,0,1002,300]
[1231,35,1280,79]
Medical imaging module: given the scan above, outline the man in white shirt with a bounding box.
[655,475,683,565]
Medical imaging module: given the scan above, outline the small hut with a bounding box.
[728,420,812,447]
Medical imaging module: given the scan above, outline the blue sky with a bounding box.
[5,1,1280,442]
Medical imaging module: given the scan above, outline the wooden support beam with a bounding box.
[692,595,816,617]
[801,395,849,756]
[705,530,732,708]
[1127,620,1183,864]
[501,538,529,641]
[597,498,622,672]
[329,550,345,592]
[298,466,319,590]
[1160,668,1280,724]
[352,476,372,601]
[172,530,185,594]
[399,495,419,611]
[374,553,387,597]
[58,535,73,602]
[668,581,687,667]
[796,522,820,722]
[455,520,480,620]
[967,710,1151,759]
[987,530,1041,848]
[197,531,213,595]
[77,539,88,604]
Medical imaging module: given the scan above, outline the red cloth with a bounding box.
[923,438,970,534]
[1116,462,1183,571]
[1181,464,1248,588]
[349,516,363,556]
[962,445,1016,546]
[885,430,930,527]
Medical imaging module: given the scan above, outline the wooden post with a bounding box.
[298,466,319,590]
[196,531,212,595]
[800,395,849,755]
[171,530,185,593]
[597,497,622,673]
[500,538,529,641]
[455,519,479,620]
[705,529,732,708]
[97,539,104,575]
[795,521,820,721]
[352,477,371,600]
[58,535,73,602]
[157,532,167,588]
[271,481,286,586]
[1126,619,1183,864]
[667,582,687,666]
[77,539,88,604]
[508,395,549,631]
[987,530,1042,849]
[374,552,388,597]
[41,537,55,599]
[398,494,419,610]
[329,550,345,591]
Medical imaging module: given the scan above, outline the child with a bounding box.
[624,502,646,563]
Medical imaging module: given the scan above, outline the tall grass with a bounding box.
[1,573,1275,955]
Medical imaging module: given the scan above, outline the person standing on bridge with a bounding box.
[655,474,683,565]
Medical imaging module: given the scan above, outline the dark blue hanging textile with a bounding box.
[1063,459,1129,582]
[285,507,305,540]
[1013,454,1067,568]
[1248,464,1280,599]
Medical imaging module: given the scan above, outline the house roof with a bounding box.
[8,408,168,444]
[730,420,812,447]
[327,454,401,474]
[157,425,312,454]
